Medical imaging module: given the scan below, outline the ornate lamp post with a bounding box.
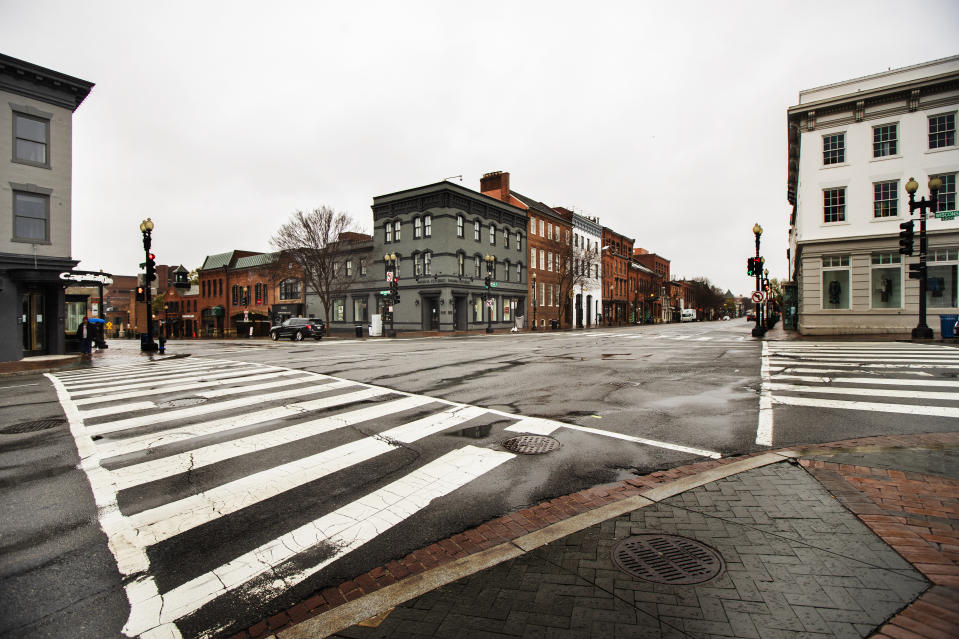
[139,217,156,351]
[484,254,495,333]
[384,253,397,337]
[751,223,765,337]
[905,176,942,339]
[531,272,538,330]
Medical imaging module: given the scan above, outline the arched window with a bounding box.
[393,220,402,241]
[473,220,480,241]
[424,215,432,237]
[255,282,263,305]
[489,224,496,245]
[413,216,422,239]
[457,215,464,238]
[458,252,465,276]
[515,263,522,282]
[424,251,432,275]
[231,284,238,305]
[414,252,423,276]
[515,232,521,251]
[385,221,393,243]
[504,228,510,248]
[474,255,481,277]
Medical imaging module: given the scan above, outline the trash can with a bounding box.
[940,315,958,339]
[354,324,364,338]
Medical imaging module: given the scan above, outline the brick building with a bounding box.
[633,249,671,322]
[601,227,634,325]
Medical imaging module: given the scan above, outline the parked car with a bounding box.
[746,313,756,321]
[270,317,325,341]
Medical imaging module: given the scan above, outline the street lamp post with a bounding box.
[139,217,156,351]
[384,253,397,337]
[484,254,495,333]
[751,223,765,337]
[905,176,942,339]
[531,272,537,330]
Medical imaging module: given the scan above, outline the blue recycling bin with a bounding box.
[940,315,958,339]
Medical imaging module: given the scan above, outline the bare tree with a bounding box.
[270,207,364,324]
[557,240,600,328]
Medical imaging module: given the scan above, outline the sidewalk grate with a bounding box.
[611,534,725,584]
[0,418,66,434]
[501,435,561,455]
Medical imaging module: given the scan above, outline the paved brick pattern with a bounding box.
[333,464,926,638]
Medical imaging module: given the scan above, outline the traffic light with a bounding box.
[908,262,924,280]
[146,252,157,281]
[136,286,145,301]
[747,258,755,276]
[389,276,399,303]
[484,275,491,290]
[898,220,914,256]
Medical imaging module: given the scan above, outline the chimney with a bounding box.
[480,171,510,203]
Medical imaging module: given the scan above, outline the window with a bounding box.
[504,299,511,322]
[933,173,956,212]
[489,224,496,245]
[547,251,553,272]
[548,223,553,240]
[360,258,367,276]
[413,217,422,239]
[928,248,958,309]
[353,298,368,322]
[424,215,431,237]
[13,112,48,166]
[474,220,480,241]
[473,296,484,322]
[548,284,553,307]
[414,253,423,276]
[232,285,239,305]
[346,260,353,277]
[332,298,345,322]
[515,263,522,282]
[874,181,898,218]
[823,132,845,165]
[424,252,432,275]
[279,279,301,300]
[474,256,481,277]
[515,232,521,250]
[871,253,902,309]
[531,248,536,270]
[538,219,544,236]
[873,123,898,157]
[385,222,393,243]
[393,220,401,241]
[504,229,509,249]
[457,215,464,238]
[539,249,545,271]
[822,255,850,310]
[458,253,465,276]
[530,217,536,234]
[12,191,49,242]
[824,187,846,223]
[929,113,956,149]
[539,282,545,307]
[255,283,263,305]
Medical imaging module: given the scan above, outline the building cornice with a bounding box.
[0,53,94,111]
[372,181,528,229]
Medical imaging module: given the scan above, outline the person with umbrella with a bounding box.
[88,317,107,350]
[76,317,94,356]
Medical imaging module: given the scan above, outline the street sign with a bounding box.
[934,210,958,221]
[379,290,389,295]
[486,299,494,307]
[491,282,498,288]
[386,272,394,283]
[751,291,764,303]
[106,322,113,330]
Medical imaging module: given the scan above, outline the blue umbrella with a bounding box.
[88,317,106,324]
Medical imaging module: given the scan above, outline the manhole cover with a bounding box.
[611,534,725,584]
[0,418,66,434]
[501,435,560,455]
[158,397,208,408]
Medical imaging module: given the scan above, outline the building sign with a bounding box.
[934,210,958,221]
[60,271,114,286]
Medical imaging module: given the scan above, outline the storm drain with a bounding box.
[611,534,725,585]
[158,397,208,408]
[0,418,67,434]
[501,435,561,455]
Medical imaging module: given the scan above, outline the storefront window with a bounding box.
[822,255,850,310]
[332,298,345,322]
[65,300,86,332]
[871,253,901,309]
[472,296,483,322]
[928,248,958,308]
[353,297,368,322]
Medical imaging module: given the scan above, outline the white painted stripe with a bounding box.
[62,362,253,390]
[56,358,240,380]
[87,383,353,436]
[561,424,721,459]
[95,384,379,459]
[768,353,959,361]
[768,359,959,369]
[124,446,514,637]
[72,370,306,405]
[67,366,298,398]
[769,382,959,401]
[194,376,319,398]
[110,395,438,490]
[125,404,489,545]
[771,394,959,417]
[772,374,959,387]
[694,337,713,341]
[756,341,774,446]
[80,401,157,419]
[769,367,934,377]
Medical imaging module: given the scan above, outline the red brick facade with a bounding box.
[601,227,633,325]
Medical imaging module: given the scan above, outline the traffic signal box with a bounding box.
[898,220,914,256]
[145,253,157,282]
[136,286,145,301]
[747,258,755,276]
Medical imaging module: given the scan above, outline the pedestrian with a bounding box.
[76,316,93,356]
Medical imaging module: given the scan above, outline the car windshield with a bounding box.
[281,319,292,327]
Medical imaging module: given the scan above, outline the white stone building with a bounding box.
[787,56,959,335]
[572,213,603,327]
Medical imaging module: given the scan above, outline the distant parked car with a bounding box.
[270,317,325,341]
[722,315,730,321]
[746,313,756,321]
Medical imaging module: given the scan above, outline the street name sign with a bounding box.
[934,210,958,221]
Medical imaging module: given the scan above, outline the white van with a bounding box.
[681,309,696,322]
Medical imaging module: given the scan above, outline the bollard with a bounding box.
[158,336,166,354]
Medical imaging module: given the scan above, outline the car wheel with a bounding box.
[294,331,304,341]
[270,332,278,341]
[314,335,322,341]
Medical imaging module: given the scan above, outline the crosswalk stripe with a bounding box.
[772,374,959,387]
[94,384,380,460]
[768,382,959,401]
[110,395,439,491]
[72,370,306,405]
[769,367,934,376]
[768,359,959,369]
[124,445,514,637]
[80,401,157,418]
[86,380,346,436]
[63,361,252,390]
[772,394,959,417]
[769,353,959,361]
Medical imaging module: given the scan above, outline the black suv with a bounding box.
[269,317,325,341]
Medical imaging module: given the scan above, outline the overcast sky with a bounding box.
[3,1,958,295]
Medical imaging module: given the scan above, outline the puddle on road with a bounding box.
[601,353,632,360]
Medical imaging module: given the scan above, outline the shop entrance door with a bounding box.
[21,292,45,355]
